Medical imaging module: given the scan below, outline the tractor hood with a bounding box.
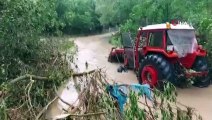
[167,29,198,58]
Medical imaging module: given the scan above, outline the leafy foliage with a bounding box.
[56,0,102,34]
[107,1,212,78]
[0,0,211,119]
[125,83,202,120]
[0,0,58,82]
[96,0,142,27]
[0,0,74,119]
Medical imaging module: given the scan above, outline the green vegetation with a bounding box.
[0,0,211,119]
[56,0,102,34]
[103,0,212,75]
[109,33,122,47]
[0,0,74,119]
[125,83,202,120]
[102,0,212,46]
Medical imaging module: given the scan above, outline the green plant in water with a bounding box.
[124,82,202,120]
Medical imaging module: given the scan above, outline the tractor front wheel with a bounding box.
[138,54,175,89]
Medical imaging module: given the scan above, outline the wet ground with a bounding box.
[74,33,212,120]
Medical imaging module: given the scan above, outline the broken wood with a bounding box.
[9,74,48,84]
[35,97,59,120]
[72,70,95,77]
[68,111,106,117]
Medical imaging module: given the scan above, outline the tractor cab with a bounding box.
[134,23,206,69]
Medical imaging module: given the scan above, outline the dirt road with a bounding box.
[74,33,212,120]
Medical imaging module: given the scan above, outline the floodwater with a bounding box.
[46,33,212,120]
[74,33,138,84]
[74,33,212,120]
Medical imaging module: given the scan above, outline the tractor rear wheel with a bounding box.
[192,57,210,88]
[138,54,175,89]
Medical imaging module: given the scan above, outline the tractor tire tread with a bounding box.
[138,54,176,88]
[192,57,210,87]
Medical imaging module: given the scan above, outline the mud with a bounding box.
[74,33,212,120]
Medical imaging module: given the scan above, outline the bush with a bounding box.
[198,17,212,73]
[0,0,75,119]
[109,33,122,47]
[125,83,202,120]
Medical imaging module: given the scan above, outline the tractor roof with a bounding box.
[142,23,194,30]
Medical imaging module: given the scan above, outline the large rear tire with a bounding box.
[138,54,176,89]
[192,57,210,88]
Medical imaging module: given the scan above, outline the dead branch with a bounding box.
[53,84,76,110]
[52,55,58,65]
[9,74,48,84]
[68,111,106,117]
[27,80,36,118]
[138,101,154,109]
[35,97,59,120]
[68,89,87,113]
[55,91,75,109]
[72,70,95,77]
[145,96,155,120]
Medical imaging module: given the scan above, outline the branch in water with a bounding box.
[72,70,95,77]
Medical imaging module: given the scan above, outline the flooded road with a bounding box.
[74,33,212,120]
[74,33,138,84]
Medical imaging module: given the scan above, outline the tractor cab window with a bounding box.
[166,33,172,45]
[148,31,163,47]
[166,31,174,51]
[167,29,198,57]
[139,32,147,47]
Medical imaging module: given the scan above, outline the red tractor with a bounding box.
[108,22,210,88]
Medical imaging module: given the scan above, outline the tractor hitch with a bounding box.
[185,71,208,78]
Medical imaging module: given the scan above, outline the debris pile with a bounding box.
[41,69,121,120]
[1,69,203,120]
[41,69,202,120]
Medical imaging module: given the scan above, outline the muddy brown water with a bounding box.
[46,33,212,120]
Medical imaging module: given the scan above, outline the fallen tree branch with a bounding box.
[9,74,48,84]
[35,97,59,120]
[61,111,106,118]
[69,111,106,117]
[145,96,155,120]
[55,90,75,109]
[53,84,79,112]
[72,70,95,77]
[68,89,86,113]
[52,55,58,66]
[27,80,36,118]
